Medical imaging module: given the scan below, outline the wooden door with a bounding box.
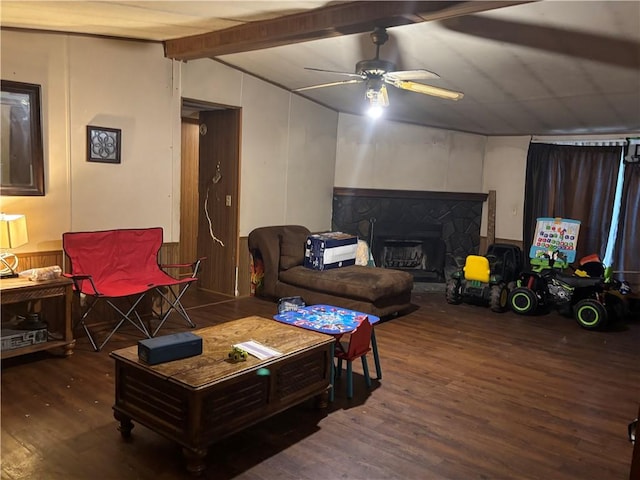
[196,109,241,295]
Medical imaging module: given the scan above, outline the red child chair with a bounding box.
[334,317,373,399]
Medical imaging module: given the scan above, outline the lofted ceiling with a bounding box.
[2,1,639,136]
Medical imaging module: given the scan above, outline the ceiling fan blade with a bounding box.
[294,78,364,92]
[385,69,441,81]
[303,67,364,79]
[387,79,464,101]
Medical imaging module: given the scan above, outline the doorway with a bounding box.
[181,100,241,295]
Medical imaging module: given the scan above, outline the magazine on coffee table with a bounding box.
[234,340,281,360]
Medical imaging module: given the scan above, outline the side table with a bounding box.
[1,276,75,359]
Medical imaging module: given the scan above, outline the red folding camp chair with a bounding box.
[63,227,203,351]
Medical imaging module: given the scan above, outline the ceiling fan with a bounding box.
[293,27,464,113]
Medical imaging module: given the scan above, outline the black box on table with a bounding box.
[138,332,203,365]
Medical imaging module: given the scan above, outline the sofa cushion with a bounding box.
[279,265,413,303]
[278,230,306,271]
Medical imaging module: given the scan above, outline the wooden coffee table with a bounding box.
[110,316,334,476]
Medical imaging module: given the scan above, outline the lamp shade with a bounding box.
[0,214,28,249]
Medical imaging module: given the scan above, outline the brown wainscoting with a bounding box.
[486,189,496,246]
[158,242,181,271]
[18,243,181,274]
[14,243,182,330]
[14,250,65,272]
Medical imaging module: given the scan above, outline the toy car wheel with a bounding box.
[508,287,538,315]
[490,283,509,312]
[604,292,627,322]
[574,298,607,330]
[445,279,462,304]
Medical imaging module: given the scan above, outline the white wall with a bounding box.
[68,37,177,234]
[1,32,71,251]
[284,95,337,228]
[0,30,178,251]
[481,136,530,241]
[335,114,532,243]
[181,59,338,235]
[335,113,486,192]
[1,31,338,253]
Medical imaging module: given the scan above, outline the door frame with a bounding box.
[181,98,241,295]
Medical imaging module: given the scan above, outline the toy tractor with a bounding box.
[446,243,524,312]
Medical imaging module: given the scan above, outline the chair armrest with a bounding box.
[63,272,102,295]
[63,272,91,280]
[160,257,206,278]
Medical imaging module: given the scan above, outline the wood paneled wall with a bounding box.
[180,119,199,266]
[14,251,65,272]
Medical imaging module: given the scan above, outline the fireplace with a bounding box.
[371,223,446,282]
[331,188,488,283]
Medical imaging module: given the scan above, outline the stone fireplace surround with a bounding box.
[331,188,488,282]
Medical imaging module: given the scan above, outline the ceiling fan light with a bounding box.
[367,105,383,119]
[366,84,389,108]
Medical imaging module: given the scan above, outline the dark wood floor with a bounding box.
[2,290,639,480]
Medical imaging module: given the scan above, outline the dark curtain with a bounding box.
[523,143,622,262]
[613,164,640,273]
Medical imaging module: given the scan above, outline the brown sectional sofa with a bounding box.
[248,225,414,318]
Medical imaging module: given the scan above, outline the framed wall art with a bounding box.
[87,125,121,164]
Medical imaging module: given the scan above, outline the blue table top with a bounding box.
[273,304,380,334]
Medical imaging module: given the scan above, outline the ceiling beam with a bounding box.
[165,1,530,61]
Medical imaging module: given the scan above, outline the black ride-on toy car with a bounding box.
[446,243,524,312]
[508,250,609,329]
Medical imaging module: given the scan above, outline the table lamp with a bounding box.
[0,213,28,278]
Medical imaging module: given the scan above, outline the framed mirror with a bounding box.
[1,80,45,196]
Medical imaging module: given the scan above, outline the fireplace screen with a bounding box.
[381,240,427,269]
[374,233,446,282]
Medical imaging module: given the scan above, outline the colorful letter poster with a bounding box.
[529,217,581,263]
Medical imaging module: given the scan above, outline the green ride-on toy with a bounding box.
[508,250,619,330]
[507,217,617,330]
[446,243,524,312]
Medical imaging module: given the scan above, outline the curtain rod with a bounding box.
[531,133,640,146]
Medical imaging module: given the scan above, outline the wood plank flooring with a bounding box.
[2,290,639,480]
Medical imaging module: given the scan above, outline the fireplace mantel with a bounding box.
[333,187,488,202]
